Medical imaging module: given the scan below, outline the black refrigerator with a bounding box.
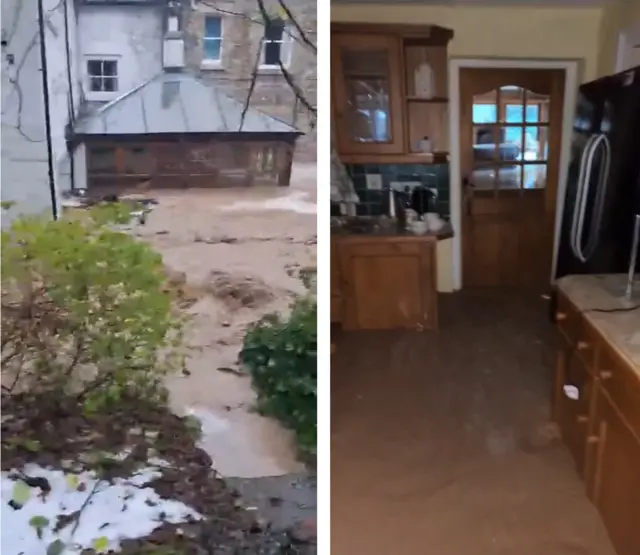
[552,66,640,303]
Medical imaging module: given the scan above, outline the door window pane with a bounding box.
[524,164,547,189]
[472,89,497,123]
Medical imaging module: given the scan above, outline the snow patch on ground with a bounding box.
[1,464,202,555]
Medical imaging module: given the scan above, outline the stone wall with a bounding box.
[184,0,316,160]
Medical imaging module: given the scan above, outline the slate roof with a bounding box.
[75,72,301,136]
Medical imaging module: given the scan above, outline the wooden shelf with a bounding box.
[406,96,448,103]
[340,152,449,165]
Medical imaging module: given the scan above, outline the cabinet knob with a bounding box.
[577,415,589,424]
[600,370,613,381]
[587,435,599,444]
[577,341,590,351]
[556,312,568,321]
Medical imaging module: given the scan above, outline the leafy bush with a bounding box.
[240,293,317,461]
[1,204,186,412]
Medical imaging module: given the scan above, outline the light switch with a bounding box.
[365,173,383,190]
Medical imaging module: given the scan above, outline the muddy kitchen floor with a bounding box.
[331,292,617,554]
[133,162,316,480]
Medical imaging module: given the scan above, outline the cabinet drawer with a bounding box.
[597,342,640,442]
[341,240,427,258]
[556,334,594,475]
[556,291,581,343]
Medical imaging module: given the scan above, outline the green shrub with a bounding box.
[240,293,317,461]
[1,204,186,412]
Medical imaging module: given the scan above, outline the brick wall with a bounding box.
[184,0,316,161]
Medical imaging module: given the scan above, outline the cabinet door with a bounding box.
[554,333,594,475]
[331,33,404,154]
[331,241,342,323]
[339,241,433,331]
[591,390,640,555]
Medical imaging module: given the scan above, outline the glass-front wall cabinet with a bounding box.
[331,33,404,154]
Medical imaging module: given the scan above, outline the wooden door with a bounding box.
[460,68,565,290]
[590,390,640,555]
[331,33,404,155]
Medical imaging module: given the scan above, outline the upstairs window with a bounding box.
[261,17,292,68]
[203,16,222,61]
[87,59,118,92]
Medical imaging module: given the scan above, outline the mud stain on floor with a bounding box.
[134,163,316,478]
[331,292,616,555]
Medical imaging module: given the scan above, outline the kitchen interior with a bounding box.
[330,12,640,555]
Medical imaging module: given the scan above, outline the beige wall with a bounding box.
[331,4,603,82]
[596,0,640,77]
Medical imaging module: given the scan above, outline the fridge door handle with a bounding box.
[571,134,597,261]
[582,134,611,261]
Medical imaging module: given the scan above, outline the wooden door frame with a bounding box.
[448,58,580,291]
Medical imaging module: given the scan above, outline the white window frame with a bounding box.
[85,55,120,102]
[201,14,224,70]
[260,19,293,70]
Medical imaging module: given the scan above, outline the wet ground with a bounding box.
[136,163,317,478]
[331,292,616,554]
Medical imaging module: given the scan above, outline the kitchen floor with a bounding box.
[331,292,617,554]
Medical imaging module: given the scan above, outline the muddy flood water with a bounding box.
[331,293,617,554]
[134,163,317,478]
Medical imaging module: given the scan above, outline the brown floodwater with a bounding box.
[134,163,317,478]
[331,292,616,554]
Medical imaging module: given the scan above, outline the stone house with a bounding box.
[183,0,317,159]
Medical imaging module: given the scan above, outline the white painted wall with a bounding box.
[616,23,640,72]
[77,6,163,104]
[1,0,80,222]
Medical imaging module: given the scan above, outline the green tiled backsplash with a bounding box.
[331,163,450,218]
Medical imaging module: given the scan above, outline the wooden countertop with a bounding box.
[332,222,454,244]
[557,274,640,373]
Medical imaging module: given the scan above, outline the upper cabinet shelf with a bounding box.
[331,23,453,164]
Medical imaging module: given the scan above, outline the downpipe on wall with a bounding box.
[63,0,76,191]
[37,0,59,219]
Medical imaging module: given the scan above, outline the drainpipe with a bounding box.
[37,0,59,219]
[63,0,76,190]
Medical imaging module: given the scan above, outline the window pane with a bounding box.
[525,105,539,123]
[500,127,522,161]
[499,86,524,122]
[264,41,281,65]
[103,77,117,92]
[87,60,101,76]
[523,126,548,161]
[264,18,284,41]
[90,76,102,91]
[473,126,498,162]
[204,38,221,60]
[103,61,117,76]
[505,104,523,123]
[472,89,497,123]
[524,164,547,189]
[497,165,522,189]
[472,104,497,124]
[470,165,496,190]
[205,16,221,38]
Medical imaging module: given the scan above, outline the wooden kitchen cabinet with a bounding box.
[337,237,437,331]
[331,33,405,155]
[554,288,640,555]
[331,239,343,323]
[331,23,453,163]
[590,389,640,555]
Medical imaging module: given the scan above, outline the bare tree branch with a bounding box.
[276,0,316,54]
[239,42,263,131]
